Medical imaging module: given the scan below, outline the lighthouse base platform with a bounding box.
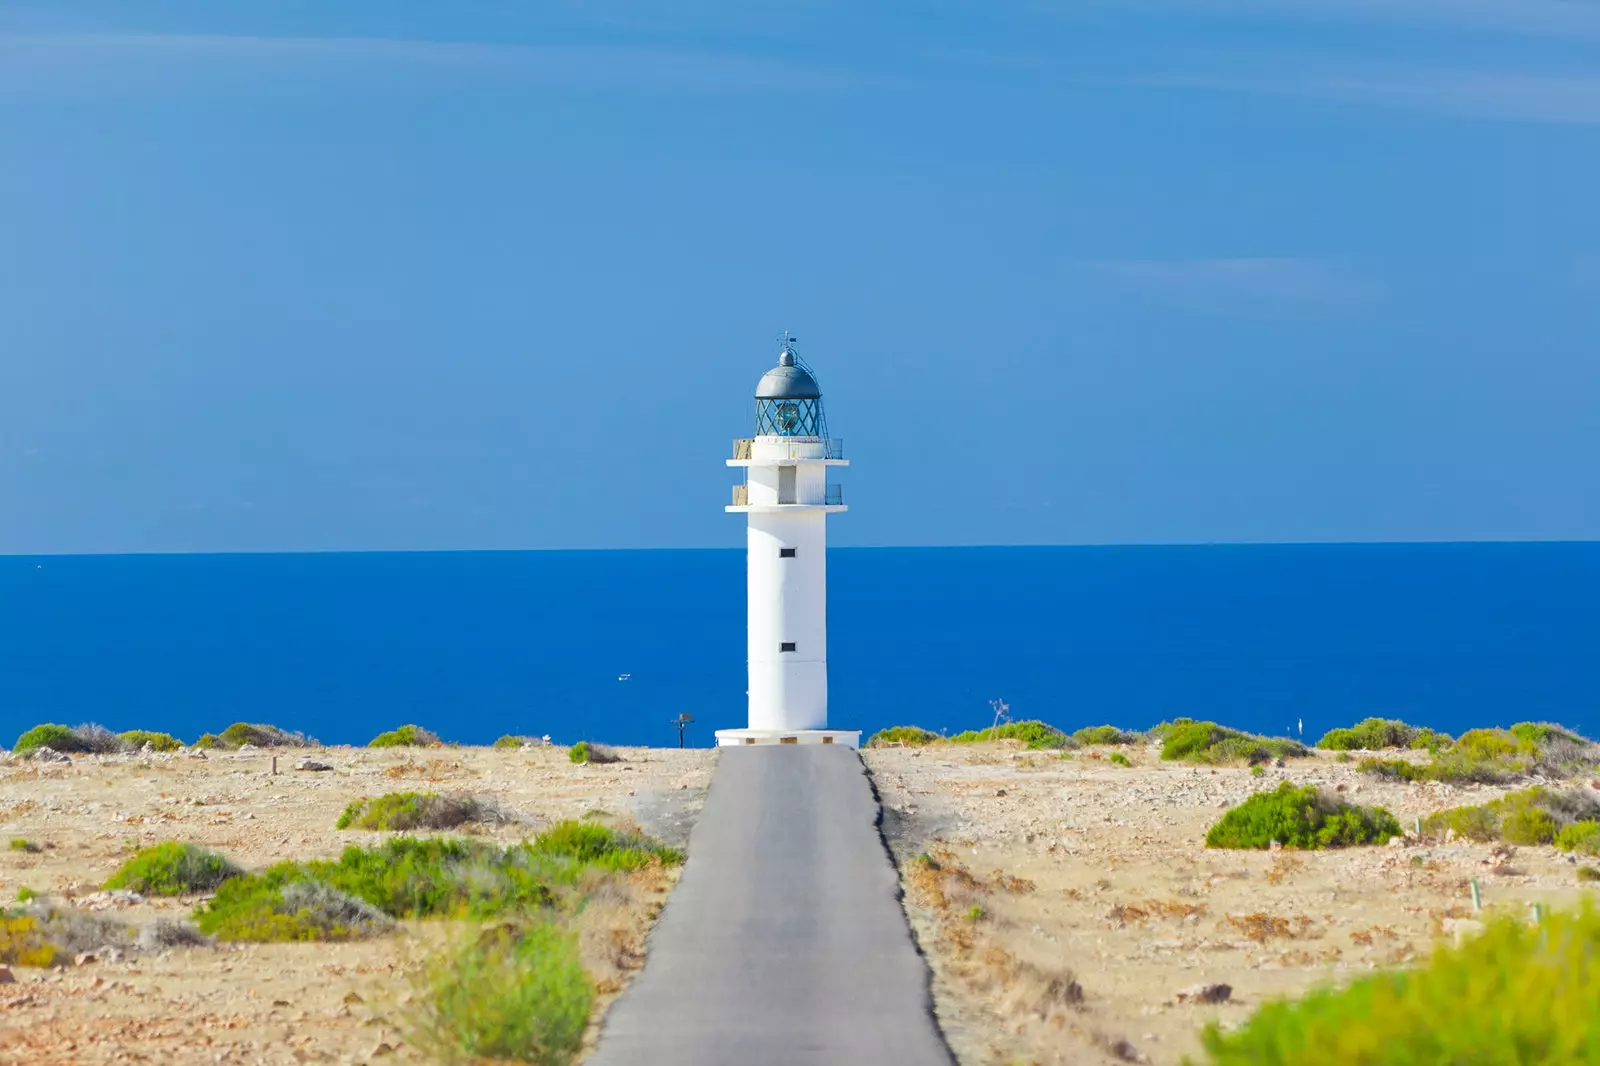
[714,728,862,749]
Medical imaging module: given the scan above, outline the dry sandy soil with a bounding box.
[866,743,1600,1066]
[0,744,714,1066]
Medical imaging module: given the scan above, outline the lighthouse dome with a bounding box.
[755,351,822,400]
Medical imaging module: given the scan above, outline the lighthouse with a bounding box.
[716,337,859,748]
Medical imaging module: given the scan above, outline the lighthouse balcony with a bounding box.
[728,483,846,513]
[728,437,848,467]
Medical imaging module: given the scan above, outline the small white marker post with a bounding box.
[1470,878,1482,912]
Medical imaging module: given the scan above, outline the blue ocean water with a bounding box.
[1,544,1597,749]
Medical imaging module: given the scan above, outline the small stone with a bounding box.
[343,991,365,1005]
[1176,982,1232,1004]
[0,966,15,984]
[995,789,1007,797]
[372,1042,395,1057]
[75,951,98,966]
[296,760,334,772]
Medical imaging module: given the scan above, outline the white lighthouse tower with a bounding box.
[715,337,859,748]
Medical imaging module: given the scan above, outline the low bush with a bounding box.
[947,720,1070,749]
[567,741,620,765]
[217,722,311,749]
[1206,783,1401,850]
[13,723,91,755]
[1,903,136,967]
[1453,728,1532,761]
[369,724,441,748]
[1192,903,1600,1065]
[1108,751,1132,767]
[406,922,592,1066]
[493,735,539,749]
[103,842,243,895]
[1509,721,1588,746]
[337,792,505,832]
[1315,718,1449,752]
[194,822,681,941]
[193,733,223,749]
[1578,866,1600,883]
[1556,820,1600,856]
[1161,721,1308,765]
[196,876,395,942]
[1073,725,1140,746]
[866,726,940,747]
[1421,786,1600,845]
[10,838,39,853]
[119,730,184,752]
[16,886,39,902]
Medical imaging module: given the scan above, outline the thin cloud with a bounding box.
[0,32,870,96]
[1083,258,1373,310]
[1055,0,1600,41]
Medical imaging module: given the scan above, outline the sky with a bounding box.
[1,1,1597,553]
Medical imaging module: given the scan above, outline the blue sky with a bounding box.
[1,1,1596,552]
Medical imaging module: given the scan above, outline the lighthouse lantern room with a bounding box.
[716,337,859,748]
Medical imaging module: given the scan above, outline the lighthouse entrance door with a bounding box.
[777,466,796,504]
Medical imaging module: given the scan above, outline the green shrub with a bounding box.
[104,842,242,896]
[1205,783,1401,850]
[1454,728,1531,761]
[1509,721,1587,746]
[1359,746,1525,785]
[1556,820,1600,856]
[493,735,539,749]
[1162,721,1308,765]
[1578,866,1600,883]
[1108,751,1132,767]
[369,724,440,748]
[1073,725,1139,746]
[336,792,502,831]
[119,730,184,753]
[194,822,682,940]
[406,922,591,1066]
[193,733,223,749]
[9,838,39,853]
[948,720,1069,749]
[567,741,620,765]
[16,886,39,902]
[1315,718,1421,751]
[866,726,940,747]
[1191,903,1600,1065]
[216,723,310,749]
[1422,786,1600,844]
[195,876,395,942]
[13,724,89,755]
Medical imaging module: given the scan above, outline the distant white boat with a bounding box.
[618,673,632,681]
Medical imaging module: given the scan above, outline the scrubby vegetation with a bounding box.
[194,822,680,942]
[103,842,243,896]
[1420,786,1600,846]
[1156,719,1308,765]
[1206,783,1401,850]
[10,838,40,853]
[567,741,620,765]
[493,735,541,749]
[0,902,137,967]
[119,729,184,752]
[407,921,592,1066]
[1108,751,1132,767]
[1073,725,1141,746]
[948,720,1069,749]
[1192,903,1600,1065]
[1557,820,1600,856]
[1315,718,1450,752]
[12,723,125,755]
[369,724,441,748]
[1359,722,1599,785]
[1579,866,1600,883]
[337,791,506,832]
[217,722,311,748]
[866,725,940,747]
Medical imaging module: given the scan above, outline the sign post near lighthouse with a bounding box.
[716,336,860,748]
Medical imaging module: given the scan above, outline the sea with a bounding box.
[1,544,1597,749]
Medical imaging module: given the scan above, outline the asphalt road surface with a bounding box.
[589,744,954,1066]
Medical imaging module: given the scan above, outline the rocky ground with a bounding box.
[865,743,1600,1066]
[0,744,714,1066]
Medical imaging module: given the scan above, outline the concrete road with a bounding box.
[589,745,954,1066]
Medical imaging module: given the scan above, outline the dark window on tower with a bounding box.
[780,642,797,653]
[779,548,797,558]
